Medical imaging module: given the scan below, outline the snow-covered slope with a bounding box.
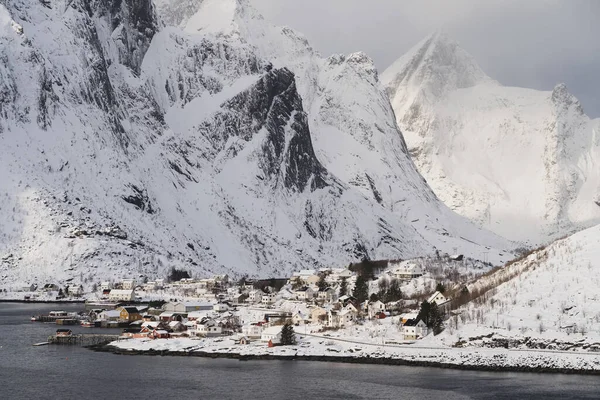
[441,224,600,349]
[382,32,600,244]
[170,0,515,253]
[0,1,513,291]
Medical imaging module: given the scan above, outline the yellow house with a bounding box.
[119,307,142,322]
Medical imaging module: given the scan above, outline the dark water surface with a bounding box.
[1,302,600,399]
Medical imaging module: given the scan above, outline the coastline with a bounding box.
[0,299,86,304]
[91,339,600,376]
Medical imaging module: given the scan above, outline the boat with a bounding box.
[80,321,94,328]
[33,342,50,346]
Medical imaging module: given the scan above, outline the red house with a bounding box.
[151,329,170,339]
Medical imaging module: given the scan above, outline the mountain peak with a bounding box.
[551,83,585,115]
[382,32,493,99]
[180,0,262,36]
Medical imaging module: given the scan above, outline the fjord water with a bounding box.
[1,303,599,400]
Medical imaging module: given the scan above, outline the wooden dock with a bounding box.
[48,334,120,346]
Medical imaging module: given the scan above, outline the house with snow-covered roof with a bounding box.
[402,319,428,340]
[122,279,136,290]
[367,300,386,319]
[261,292,276,305]
[427,291,448,306]
[389,261,424,281]
[294,286,314,301]
[108,289,135,302]
[248,289,263,304]
[340,304,358,326]
[260,325,283,343]
[317,287,336,303]
[242,324,263,339]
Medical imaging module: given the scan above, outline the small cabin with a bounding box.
[151,329,170,339]
[56,329,72,337]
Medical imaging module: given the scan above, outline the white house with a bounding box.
[389,261,424,281]
[261,325,283,343]
[291,311,308,325]
[427,291,448,306]
[317,287,336,303]
[100,281,112,291]
[367,300,386,318]
[68,285,83,297]
[98,309,121,322]
[196,320,222,337]
[248,290,263,304]
[108,289,135,302]
[402,319,428,340]
[122,279,136,290]
[261,293,276,305]
[327,309,340,328]
[340,304,358,327]
[326,268,354,284]
[294,287,314,302]
[242,324,263,339]
[213,303,230,313]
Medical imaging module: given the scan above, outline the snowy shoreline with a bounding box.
[95,336,600,375]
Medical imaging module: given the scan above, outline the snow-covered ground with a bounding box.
[436,224,600,349]
[108,332,600,373]
[382,32,600,244]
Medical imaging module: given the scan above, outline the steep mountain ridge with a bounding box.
[0,0,513,291]
[172,0,514,254]
[383,33,600,243]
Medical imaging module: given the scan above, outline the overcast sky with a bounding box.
[252,0,600,117]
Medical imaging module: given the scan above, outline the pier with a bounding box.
[48,334,120,346]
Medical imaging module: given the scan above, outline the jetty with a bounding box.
[48,334,120,347]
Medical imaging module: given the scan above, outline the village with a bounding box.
[26,257,466,348]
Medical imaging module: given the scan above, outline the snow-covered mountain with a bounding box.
[382,32,600,244]
[0,1,513,290]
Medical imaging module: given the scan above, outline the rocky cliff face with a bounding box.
[0,0,513,290]
[382,33,600,243]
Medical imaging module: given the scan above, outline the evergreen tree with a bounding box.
[385,278,402,302]
[417,300,445,335]
[317,274,329,291]
[435,282,446,294]
[352,275,369,304]
[280,323,296,345]
[339,277,348,296]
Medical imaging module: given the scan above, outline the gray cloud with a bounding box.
[251,0,600,117]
